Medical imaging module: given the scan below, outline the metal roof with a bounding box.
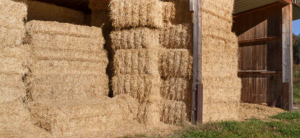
[294,4,300,20]
[234,0,277,14]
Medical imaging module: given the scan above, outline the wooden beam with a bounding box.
[191,0,203,124]
[282,3,293,111]
[238,37,282,44]
[234,2,282,17]
[238,71,282,75]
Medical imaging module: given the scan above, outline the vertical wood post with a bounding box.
[282,3,293,111]
[190,0,203,124]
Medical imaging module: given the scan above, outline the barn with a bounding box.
[0,0,299,137]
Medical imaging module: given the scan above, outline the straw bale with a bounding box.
[91,10,112,34]
[111,28,160,50]
[203,102,240,123]
[31,47,108,63]
[112,74,161,103]
[0,0,27,24]
[161,0,192,24]
[160,100,189,124]
[0,46,30,58]
[27,74,109,101]
[161,78,192,101]
[203,11,232,31]
[0,73,24,88]
[159,24,192,50]
[110,0,164,29]
[89,0,110,10]
[202,0,234,21]
[0,16,25,29]
[27,1,85,25]
[160,49,193,78]
[0,87,26,103]
[26,21,104,38]
[0,57,28,74]
[137,102,161,125]
[202,33,239,55]
[27,32,105,51]
[28,95,138,137]
[0,27,25,47]
[30,60,107,75]
[114,49,160,75]
[162,2,176,25]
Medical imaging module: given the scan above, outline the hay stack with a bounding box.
[25,21,109,101]
[29,95,138,137]
[202,0,241,122]
[27,1,86,25]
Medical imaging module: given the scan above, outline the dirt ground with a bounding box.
[294,103,300,112]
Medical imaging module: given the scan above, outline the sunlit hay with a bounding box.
[26,21,104,38]
[162,2,176,25]
[160,100,189,124]
[160,0,192,24]
[159,24,192,50]
[203,10,232,31]
[109,0,164,29]
[27,74,109,101]
[89,0,110,10]
[110,28,160,51]
[114,49,160,75]
[202,0,234,21]
[137,102,161,125]
[112,74,161,103]
[0,0,27,47]
[160,78,192,101]
[160,49,193,78]
[27,1,85,25]
[28,95,138,137]
[203,102,240,123]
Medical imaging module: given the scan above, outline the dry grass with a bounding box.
[160,100,190,125]
[161,77,192,101]
[27,1,85,25]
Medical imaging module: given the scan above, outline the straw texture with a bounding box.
[161,78,192,101]
[160,100,189,124]
[27,1,85,25]
[161,0,192,24]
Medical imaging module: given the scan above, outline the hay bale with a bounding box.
[161,0,192,24]
[137,102,161,125]
[27,74,109,101]
[0,27,25,48]
[111,28,160,51]
[28,95,138,137]
[203,102,240,123]
[26,21,104,38]
[89,0,110,10]
[161,78,192,101]
[0,0,27,25]
[160,49,193,78]
[160,100,189,124]
[159,24,192,50]
[27,33,105,51]
[0,87,26,103]
[0,57,28,74]
[27,1,85,25]
[112,74,161,103]
[110,0,164,29]
[114,49,160,75]
[203,0,234,21]
[162,2,176,25]
[203,10,232,31]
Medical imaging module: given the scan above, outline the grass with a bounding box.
[293,65,300,104]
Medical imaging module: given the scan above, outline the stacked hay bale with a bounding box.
[202,0,241,122]
[110,0,167,125]
[27,0,86,25]
[159,0,193,124]
[0,0,28,103]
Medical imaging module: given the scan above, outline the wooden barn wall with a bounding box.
[232,4,286,107]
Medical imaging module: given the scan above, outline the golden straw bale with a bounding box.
[114,49,160,75]
[111,28,160,51]
[0,73,24,88]
[202,34,239,55]
[89,0,110,10]
[160,100,189,124]
[30,59,107,75]
[0,57,28,74]
[112,74,161,103]
[27,74,109,101]
[110,0,164,29]
[0,87,26,103]
[137,102,161,125]
[161,0,192,24]
[26,21,104,38]
[0,0,27,25]
[0,46,30,58]
[0,27,25,47]
[203,102,240,123]
[28,95,138,137]
[159,24,192,50]
[162,2,176,25]
[203,0,234,20]
[161,78,192,101]
[203,11,232,31]
[27,32,105,51]
[160,49,193,78]
[31,47,108,63]
[27,1,85,25]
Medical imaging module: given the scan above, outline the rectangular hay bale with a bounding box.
[0,87,26,103]
[0,0,27,24]
[137,102,161,125]
[111,28,160,50]
[112,74,161,103]
[161,0,192,24]
[110,0,163,29]
[203,101,239,123]
[160,100,189,124]
[114,49,160,75]
[27,1,85,25]
[161,77,192,101]
[0,27,25,47]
